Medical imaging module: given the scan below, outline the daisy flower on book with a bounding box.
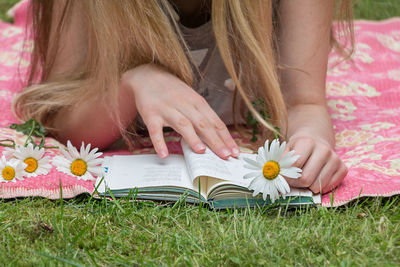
[243,139,302,203]
[52,141,104,181]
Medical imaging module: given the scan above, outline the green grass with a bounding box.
[0,0,400,265]
[353,0,400,20]
[0,196,399,265]
[0,0,17,22]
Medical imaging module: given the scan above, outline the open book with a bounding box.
[96,140,321,209]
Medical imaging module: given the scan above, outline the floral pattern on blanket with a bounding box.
[0,1,399,206]
[324,20,400,206]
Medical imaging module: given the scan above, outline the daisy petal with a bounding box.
[88,166,105,177]
[81,172,95,181]
[274,176,289,195]
[89,152,103,161]
[69,143,80,158]
[269,139,280,161]
[243,157,263,168]
[262,182,271,201]
[38,156,51,164]
[278,141,286,159]
[60,148,73,161]
[85,143,91,155]
[280,167,302,179]
[87,157,103,165]
[263,140,270,161]
[257,147,266,163]
[243,164,260,170]
[57,166,71,175]
[278,175,290,195]
[256,154,265,166]
[0,157,6,169]
[87,148,100,160]
[279,154,299,169]
[25,172,37,178]
[269,185,279,203]
[248,175,264,189]
[249,176,265,196]
[96,152,103,157]
[243,171,260,179]
[80,142,88,159]
[273,178,284,195]
[35,147,45,159]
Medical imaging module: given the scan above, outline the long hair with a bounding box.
[12,0,353,149]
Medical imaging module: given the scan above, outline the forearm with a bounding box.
[278,0,335,147]
[273,1,348,193]
[52,80,137,149]
[287,104,335,148]
[278,0,333,107]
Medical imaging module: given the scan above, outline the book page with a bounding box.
[95,156,112,194]
[204,153,258,193]
[101,154,197,192]
[181,139,257,185]
[181,140,318,203]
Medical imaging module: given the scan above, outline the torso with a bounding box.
[168,0,244,125]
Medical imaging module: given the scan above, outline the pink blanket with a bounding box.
[0,1,399,206]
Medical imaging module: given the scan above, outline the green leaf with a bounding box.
[39,138,46,148]
[245,98,281,142]
[10,118,47,137]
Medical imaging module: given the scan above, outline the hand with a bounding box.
[282,134,348,194]
[121,64,240,159]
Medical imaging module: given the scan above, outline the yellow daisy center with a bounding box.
[262,161,280,180]
[2,166,16,181]
[24,157,38,173]
[70,159,87,176]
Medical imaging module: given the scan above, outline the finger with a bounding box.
[286,138,315,169]
[287,145,331,188]
[196,122,231,159]
[322,163,348,194]
[283,140,314,187]
[309,155,339,194]
[214,119,240,158]
[190,114,231,159]
[177,104,232,159]
[143,116,169,158]
[195,104,239,157]
[163,109,206,154]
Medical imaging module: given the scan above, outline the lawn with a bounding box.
[0,0,399,266]
[1,196,399,266]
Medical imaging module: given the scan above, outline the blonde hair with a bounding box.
[13,0,353,149]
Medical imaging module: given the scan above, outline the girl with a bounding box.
[12,0,352,194]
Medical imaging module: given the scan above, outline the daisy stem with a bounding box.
[23,120,36,147]
[0,144,15,148]
[43,146,59,149]
[0,139,15,148]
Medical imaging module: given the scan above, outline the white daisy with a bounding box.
[0,156,27,183]
[52,141,104,181]
[243,139,302,203]
[5,143,52,177]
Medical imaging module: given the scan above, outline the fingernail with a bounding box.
[221,148,231,158]
[196,143,206,152]
[159,150,168,158]
[232,148,240,157]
